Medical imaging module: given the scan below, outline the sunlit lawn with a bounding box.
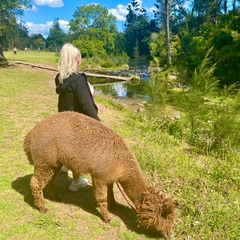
[4,50,59,68]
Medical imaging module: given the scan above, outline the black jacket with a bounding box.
[55,72,100,121]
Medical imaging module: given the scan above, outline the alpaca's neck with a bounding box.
[119,160,148,206]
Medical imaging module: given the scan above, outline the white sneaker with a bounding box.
[61,166,72,175]
[69,177,88,191]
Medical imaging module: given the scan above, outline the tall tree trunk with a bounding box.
[213,0,219,25]
[0,45,7,63]
[223,0,227,14]
[164,0,171,67]
[232,0,236,11]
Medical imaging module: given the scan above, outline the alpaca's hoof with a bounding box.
[39,207,49,213]
[102,216,111,223]
[105,218,111,223]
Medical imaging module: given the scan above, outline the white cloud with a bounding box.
[23,5,38,12]
[109,4,128,21]
[25,21,52,38]
[25,20,69,38]
[109,2,156,22]
[58,20,70,33]
[32,0,63,8]
[147,6,157,13]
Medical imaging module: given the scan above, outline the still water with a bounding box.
[90,59,150,101]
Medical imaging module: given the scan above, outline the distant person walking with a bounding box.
[55,47,59,56]
[13,47,17,55]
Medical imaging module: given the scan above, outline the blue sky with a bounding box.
[19,0,157,38]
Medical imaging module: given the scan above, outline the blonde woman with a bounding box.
[55,43,100,191]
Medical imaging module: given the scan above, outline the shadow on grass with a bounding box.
[0,62,11,68]
[11,172,163,239]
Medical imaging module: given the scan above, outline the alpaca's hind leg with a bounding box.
[31,167,57,213]
[31,174,48,213]
[92,178,111,223]
[47,166,62,201]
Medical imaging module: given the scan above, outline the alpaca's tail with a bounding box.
[23,131,33,165]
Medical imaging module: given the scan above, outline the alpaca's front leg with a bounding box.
[107,184,116,207]
[92,178,111,223]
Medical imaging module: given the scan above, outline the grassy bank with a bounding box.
[4,50,59,68]
[0,55,239,239]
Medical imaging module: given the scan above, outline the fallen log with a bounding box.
[83,72,130,81]
[93,80,127,87]
[15,61,57,71]
[14,61,131,82]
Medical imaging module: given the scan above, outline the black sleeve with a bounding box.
[55,74,60,89]
[75,74,100,121]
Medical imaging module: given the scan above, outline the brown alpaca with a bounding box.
[23,111,175,236]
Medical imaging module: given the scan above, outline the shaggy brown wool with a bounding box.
[136,186,175,236]
[23,111,175,236]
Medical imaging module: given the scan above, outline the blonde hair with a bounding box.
[58,43,81,83]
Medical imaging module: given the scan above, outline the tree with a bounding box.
[124,0,156,58]
[69,4,117,56]
[46,19,66,51]
[124,1,139,58]
[124,0,140,28]
[154,0,172,66]
[0,0,31,62]
[17,21,30,49]
[33,38,46,50]
[188,0,235,30]
[170,0,187,34]
[73,37,106,58]
[175,6,240,85]
[164,0,172,66]
[29,34,46,50]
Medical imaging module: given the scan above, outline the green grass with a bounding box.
[0,55,239,239]
[4,50,59,68]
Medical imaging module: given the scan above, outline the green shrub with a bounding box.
[147,49,240,158]
[100,60,115,68]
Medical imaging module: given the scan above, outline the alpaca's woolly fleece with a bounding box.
[24,111,175,236]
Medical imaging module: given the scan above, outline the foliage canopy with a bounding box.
[69,4,117,57]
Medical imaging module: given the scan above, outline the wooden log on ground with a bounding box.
[14,61,130,82]
[93,80,127,87]
[15,61,57,71]
[83,72,130,81]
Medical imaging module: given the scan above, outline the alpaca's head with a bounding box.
[136,186,175,237]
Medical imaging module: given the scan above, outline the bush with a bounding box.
[147,50,240,158]
[100,60,115,68]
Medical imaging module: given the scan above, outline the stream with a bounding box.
[90,59,150,104]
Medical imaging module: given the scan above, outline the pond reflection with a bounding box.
[93,81,149,100]
[89,59,150,100]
